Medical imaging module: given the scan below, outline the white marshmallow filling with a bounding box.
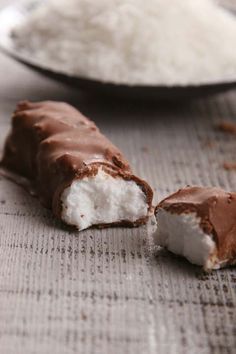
[61,168,148,231]
[154,209,218,269]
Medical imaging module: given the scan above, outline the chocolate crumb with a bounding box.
[0,200,6,204]
[223,162,236,171]
[216,121,236,135]
[81,311,87,321]
[202,138,215,149]
[141,146,149,153]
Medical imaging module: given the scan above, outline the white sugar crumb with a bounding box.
[61,168,148,231]
[12,0,236,86]
[154,209,217,269]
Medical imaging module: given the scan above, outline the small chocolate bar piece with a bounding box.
[2,101,153,230]
[154,187,236,270]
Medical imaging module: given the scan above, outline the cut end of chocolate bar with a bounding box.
[155,209,218,270]
[154,186,236,271]
[61,166,149,230]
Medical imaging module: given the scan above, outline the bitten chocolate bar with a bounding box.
[1,101,153,230]
[154,186,236,271]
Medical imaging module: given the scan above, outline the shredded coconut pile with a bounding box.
[12,0,236,86]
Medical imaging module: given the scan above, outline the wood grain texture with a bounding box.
[0,1,236,353]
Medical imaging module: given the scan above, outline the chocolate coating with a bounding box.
[1,101,153,226]
[156,186,236,268]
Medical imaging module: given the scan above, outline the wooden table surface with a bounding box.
[0,1,236,353]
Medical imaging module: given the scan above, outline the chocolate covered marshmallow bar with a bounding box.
[1,101,153,230]
[155,187,236,270]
